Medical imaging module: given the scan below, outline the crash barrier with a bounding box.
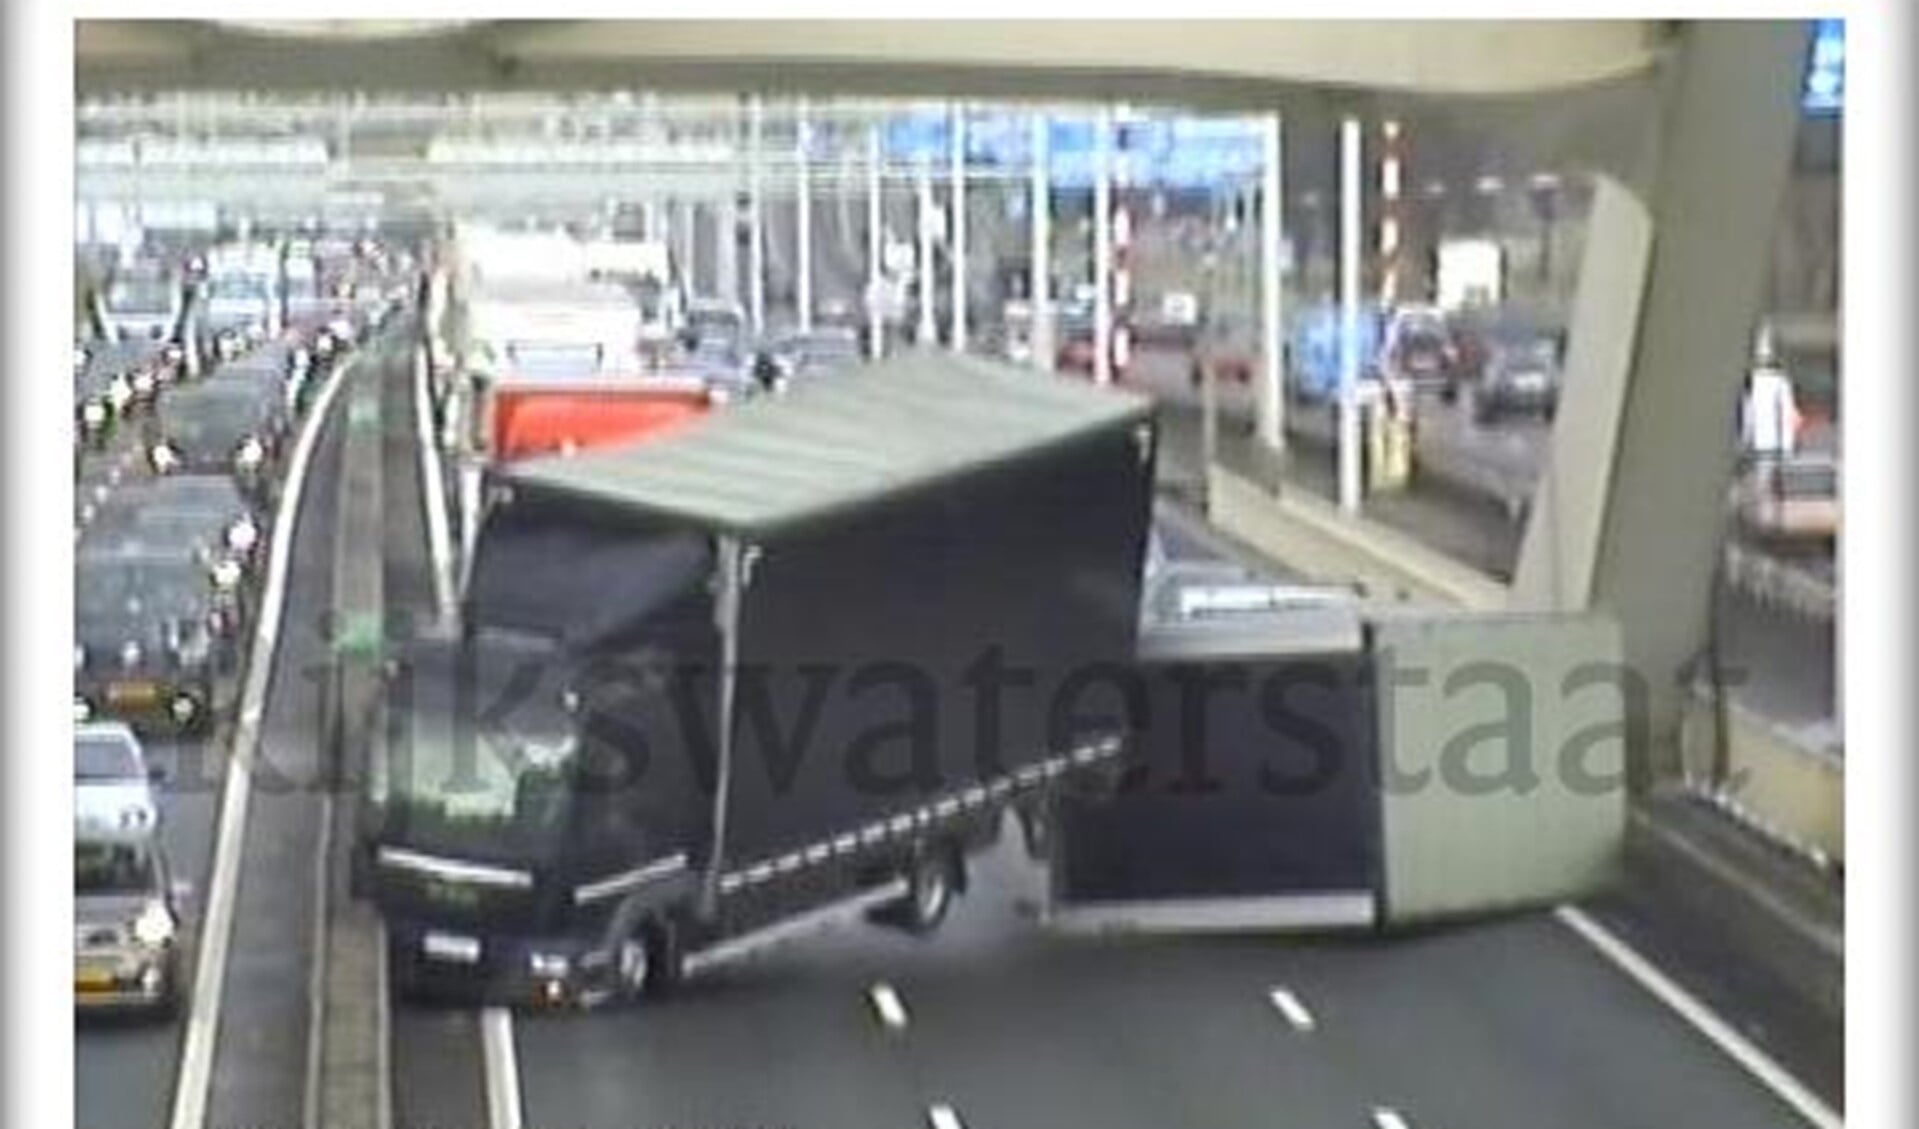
[1206,463,1506,610]
[1679,691,1843,867]
[1048,597,1627,931]
[313,366,389,1129]
[1720,540,1837,622]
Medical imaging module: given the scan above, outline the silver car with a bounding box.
[74,835,184,1018]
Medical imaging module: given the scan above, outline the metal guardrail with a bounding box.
[1720,540,1837,621]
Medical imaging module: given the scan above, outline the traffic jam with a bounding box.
[73,236,402,1017]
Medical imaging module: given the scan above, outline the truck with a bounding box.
[357,352,1157,1006]
[581,238,681,354]
[1434,237,1504,313]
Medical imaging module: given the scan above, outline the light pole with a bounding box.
[1337,116,1364,514]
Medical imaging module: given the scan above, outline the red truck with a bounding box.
[483,373,712,462]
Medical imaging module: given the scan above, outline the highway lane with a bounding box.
[508,829,1819,1129]
[74,391,230,1129]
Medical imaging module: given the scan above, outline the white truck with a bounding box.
[1434,238,1504,313]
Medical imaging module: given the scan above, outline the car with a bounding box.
[1379,305,1458,390]
[84,476,265,587]
[1732,454,1839,545]
[75,544,238,732]
[770,327,864,383]
[1465,327,1563,422]
[681,298,748,353]
[74,832,184,1019]
[145,380,285,494]
[75,721,162,836]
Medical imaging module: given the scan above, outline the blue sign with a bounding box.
[883,108,1265,190]
[1803,18,1843,114]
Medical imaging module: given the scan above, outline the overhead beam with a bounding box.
[78,20,1673,106]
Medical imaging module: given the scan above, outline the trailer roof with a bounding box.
[505,350,1153,537]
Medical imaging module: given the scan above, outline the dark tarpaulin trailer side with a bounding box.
[496,350,1159,870]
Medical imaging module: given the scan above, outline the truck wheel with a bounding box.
[898,847,961,935]
[1017,803,1053,862]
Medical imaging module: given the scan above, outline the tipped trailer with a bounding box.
[359,353,1158,1006]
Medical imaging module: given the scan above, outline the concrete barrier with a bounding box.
[1206,463,1507,610]
[1679,693,1844,866]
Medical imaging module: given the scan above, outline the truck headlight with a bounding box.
[81,401,108,427]
[225,516,260,554]
[120,640,144,668]
[235,437,266,470]
[150,443,179,472]
[108,377,134,410]
[132,900,175,948]
[528,952,571,978]
[132,371,156,396]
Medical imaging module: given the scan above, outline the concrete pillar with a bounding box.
[748,94,766,336]
[797,97,813,333]
[1337,117,1363,513]
[1093,107,1115,385]
[867,123,884,361]
[1030,112,1053,371]
[716,191,739,304]
[1586,21,1809,784]
[917,155,937,346]
[950,105,969,354]
[1257,112,1285,452]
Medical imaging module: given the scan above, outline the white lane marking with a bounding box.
[1554,905,1842,1129]
[927,1103,966,1129]
[412,340,456,621]
[1371,1107,1414,1129]
[168,352,360,1129]
[374,920,392,1129]
[481,1006,524,1129]
[867,982,910,1031]
[1268,986,1317,1032]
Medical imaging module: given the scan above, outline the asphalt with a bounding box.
[508,829,1818,1129]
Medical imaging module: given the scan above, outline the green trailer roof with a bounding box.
[503,349,1154,537]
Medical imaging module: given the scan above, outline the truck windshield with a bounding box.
[376,719,576,861]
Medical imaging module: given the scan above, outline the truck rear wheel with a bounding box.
[879,846,961,936]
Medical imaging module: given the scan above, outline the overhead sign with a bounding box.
[885,108,1266,189]
[1802,18,1843,115]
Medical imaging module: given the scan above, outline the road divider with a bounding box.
[481,1008,524,1129]
[1267,987,1317,1032]
[169,351,359,1129]
[867,982,910,1032]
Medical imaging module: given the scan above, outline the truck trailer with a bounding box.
[359,352,1158,1006]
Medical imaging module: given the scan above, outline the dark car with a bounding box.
[146,381,285,493]
[770,328,865,383]
[74,834,184,1019]
[85,476,265,590]
[75,545,238,732]
[1470,332,1563,422]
